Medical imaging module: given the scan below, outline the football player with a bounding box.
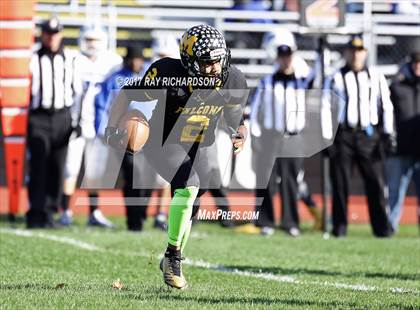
[105,25,248,289]
[61,24,122,227]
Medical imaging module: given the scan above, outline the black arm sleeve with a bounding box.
[223,67,248,130]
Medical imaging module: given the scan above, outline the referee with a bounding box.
[322,35,394,237]
[26,17,82,228]
[249,31,313,236]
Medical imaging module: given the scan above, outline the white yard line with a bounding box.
[1,228,102,251]
[1,228,418,296]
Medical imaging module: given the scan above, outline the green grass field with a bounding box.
[0,218,419,309]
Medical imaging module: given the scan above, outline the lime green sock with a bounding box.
[180,220,192,254]
[167,187,198,248]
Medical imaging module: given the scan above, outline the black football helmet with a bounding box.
[179,24,231,85]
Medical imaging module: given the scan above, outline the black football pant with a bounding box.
[330,128,392,237]
[256,158,302,229]
[209,184,229,212]
[26,108,72,228]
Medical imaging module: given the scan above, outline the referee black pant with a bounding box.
[329,127,392,237]
[26,108,72,227]
[256,158,302,229]
[205,143,230,214]
[253,130,303,229]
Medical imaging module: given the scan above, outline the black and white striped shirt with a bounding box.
[321,65,394,139]
[30,46,82,110]
[250,58,314,136]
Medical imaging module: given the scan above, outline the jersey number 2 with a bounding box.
[180,115,210,143]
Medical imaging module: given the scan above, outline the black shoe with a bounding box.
[285,227,300,237]
[45,211,61,229]
[219,219,235,228]
[44,221,62,229]
[26,222,45,229]
[332,225,347,237]
[26,210,46,228]
[26,220,61,229]
[127,220,143,232]
[154,215,167,231]
[373,230,393,238]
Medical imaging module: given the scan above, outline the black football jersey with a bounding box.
[123,57,248,147]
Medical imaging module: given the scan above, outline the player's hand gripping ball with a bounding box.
[105,110,149,154]
[104,126,126,150]
[118,109,150,154]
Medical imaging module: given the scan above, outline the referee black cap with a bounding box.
[125,45,144,59]
[41,17,63,33]
[347,35,366,50]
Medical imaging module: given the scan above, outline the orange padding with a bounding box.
[0,85,30,108]
[0,0,34,20]
[0,57,30,78]
[4,138,26,215]
[1,110,28,136]
[0,28,33,49]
